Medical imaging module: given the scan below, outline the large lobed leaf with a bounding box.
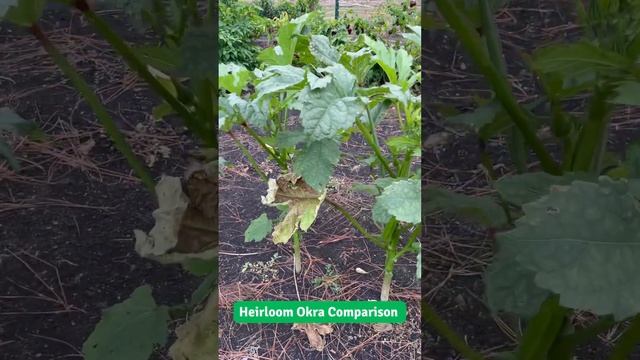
[497,177,640,320]
[293,139,340,192]
[83,285,169,360]
[300,65,362,140]
[244,213,273,243]
[373,179,421,225]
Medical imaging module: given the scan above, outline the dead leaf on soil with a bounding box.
[77,138,95,156]
[134,162,217,263]
[373,323,393,332]
[292,323,333,351]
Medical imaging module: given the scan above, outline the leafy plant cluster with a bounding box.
[1,0,218,359]
[220,13,422,313]
[424,0,640,359]
[219,0,269,69]
[256,0,319,19]
[370,0,421,36]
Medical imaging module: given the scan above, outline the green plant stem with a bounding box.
[435,0,561,175]
[228,130,268,181]
[398,151,414,177]
[242,123,288,170]
[380,219,399,301]
[571,86,613,173]
[324,198,384,248]
[78,5,215,147]
[29,24,155,194]
[355,119,396,177]
[609,315,640,360]
[293,231,302,274]
[366,107,380,147]
[394,226,421,259]
[422,301,485,360]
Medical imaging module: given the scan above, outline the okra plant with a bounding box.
[1,1,218,359]
[220,15,422,303]
[424,0,640,358]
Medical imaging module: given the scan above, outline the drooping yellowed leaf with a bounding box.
[169,292,218,360]
[291,323,333,351]
[134,165,217,263]
[261,173,325,244]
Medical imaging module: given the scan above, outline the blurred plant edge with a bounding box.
[424,0,640,359]
[1,1,219,359]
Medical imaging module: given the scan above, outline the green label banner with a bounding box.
[233,301,406,323]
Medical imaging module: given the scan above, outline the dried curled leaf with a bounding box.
[292,323,333,351]
[169,292,218,360]
[261,173,325,244]
[134,168,217,263]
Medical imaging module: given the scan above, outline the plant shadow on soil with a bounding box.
[0,8,201,360]
[218,115,421,359]
[423,0,640,359]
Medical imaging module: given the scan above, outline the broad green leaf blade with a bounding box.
[255,65,306,99]
[293,139,340,192]
[244,213,273,242]
[275,130,307,148]
[261,174,326,244]
[258,22,297,65]
[373,179,421,224]
[300,66,362,140]
[401,26,421,46]
[494,172,595,207]
[485,252,551,318]
[83,285,169,360]
[533,42,632,73]
[218,63,252,95]
[339,48,373,84]
[499,178,640,320]
[310,35,339,65]
[364,35,397,83]
[424,187,508,228]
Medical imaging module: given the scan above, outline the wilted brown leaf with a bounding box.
[291,323,333,351]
